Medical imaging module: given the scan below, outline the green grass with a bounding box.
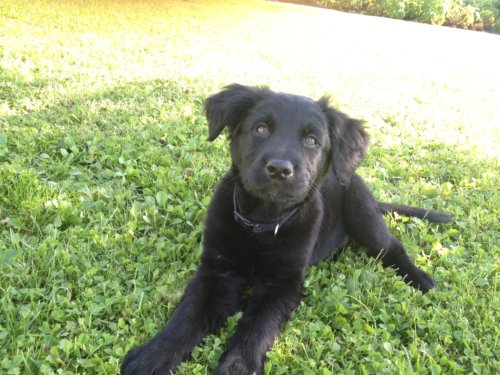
[0,0,499,374]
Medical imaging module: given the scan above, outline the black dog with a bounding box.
[122,84,451,375]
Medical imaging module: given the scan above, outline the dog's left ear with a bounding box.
[204,84,267,141]
[318,97,369,185]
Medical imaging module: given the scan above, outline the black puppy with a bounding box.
[122,84,451,375]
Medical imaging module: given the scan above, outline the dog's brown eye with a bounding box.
[255,124,270,137]
[304,135,318,147]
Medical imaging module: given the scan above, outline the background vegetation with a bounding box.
[316,0,500,32]
[1,0,498,374]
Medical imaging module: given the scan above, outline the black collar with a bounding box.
[233,187,299,236]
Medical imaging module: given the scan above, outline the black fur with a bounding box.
[122,84,451,375]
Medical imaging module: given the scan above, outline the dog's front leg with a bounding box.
[122,265,244,375]
[215,276,304,375]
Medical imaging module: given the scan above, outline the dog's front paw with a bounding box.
[215,351,261,375]
[405,267,436,293]
[121,342,180,375]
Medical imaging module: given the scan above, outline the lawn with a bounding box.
[0,0,499,374]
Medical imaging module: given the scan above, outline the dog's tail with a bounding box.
[377,202,452,223]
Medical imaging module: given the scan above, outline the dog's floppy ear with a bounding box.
[204,84,267,141]
[319,97,369,185]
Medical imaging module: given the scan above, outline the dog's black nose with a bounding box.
[266,159,294,179]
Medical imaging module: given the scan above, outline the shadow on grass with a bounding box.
[1,75,498,374]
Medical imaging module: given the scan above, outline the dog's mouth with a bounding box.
[242,178,310,207]
[259,190,297,204]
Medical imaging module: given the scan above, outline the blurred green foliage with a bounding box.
[318,0,500,32]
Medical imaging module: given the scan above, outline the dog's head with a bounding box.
[205,84,368,206]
